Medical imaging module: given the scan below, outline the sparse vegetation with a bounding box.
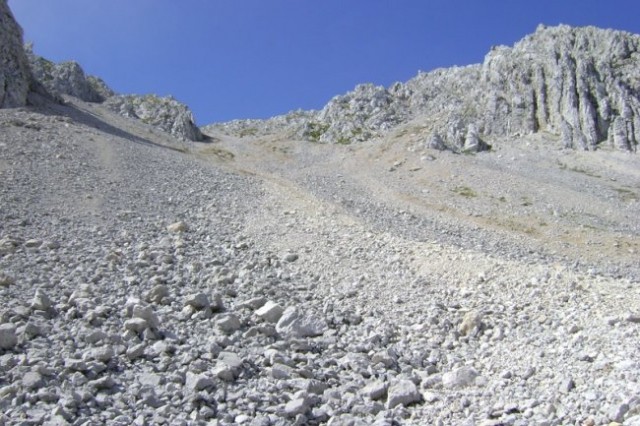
[303,122,329,142]
[452,186,477,198]
[615,187,638,202]
[198,145,235,161]
[239,127,258,137]
[520,196,533,207]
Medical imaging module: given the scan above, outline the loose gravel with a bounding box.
[1,100,640,425]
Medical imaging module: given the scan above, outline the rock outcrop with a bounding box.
[0,0,32,108]
[480,24,640,151]
[272,25,640,152]
[104,94,203,141]
[26,48,114,103]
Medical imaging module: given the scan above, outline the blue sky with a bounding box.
[9,1,640,125]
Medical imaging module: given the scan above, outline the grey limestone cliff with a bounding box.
[0,0,32,108]
[104,94,203,141]
[26,48,114,103]
[289,25,640,152]
[25,48,203,141]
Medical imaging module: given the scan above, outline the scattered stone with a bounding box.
[0,324,18,350]
[442,367,479,389]
[625,313,640,324]
[31,289,53,311]
[458,310,483,337]
[386,380,421,408]
[86,346,114,363]
[184,292,210,309]
[126,343,146,361]
[361,381,388,400]
[167,221,188,233]
[284,396,310,417]
[276,307,327,338]
[22,371,44,390]
[24,238,42,248]
[0,273,15,287]
[185,372,214,392]
[608,403,629,423]
[255,301,284,323]
[147,284,169,304]
[217,314,241,334]
[124,318,149,333]
[218,351,243,370]
[284,253,299,262]
[132,305,160,329]
[213,364,235,381]
[559,377,575,394]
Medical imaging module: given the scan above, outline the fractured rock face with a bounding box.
[479,24,640,151]
[286,24,640,152]
[104,94,203,141]
[0,0,32,108]
[26,48,114,103]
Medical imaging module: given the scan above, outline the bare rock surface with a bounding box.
[209,25,640,153]
[104,94,203,141]
[0,0,32,108]
[26,47,114,103]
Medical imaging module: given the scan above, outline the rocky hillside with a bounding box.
[104,94,203,142]
[212,25,640,153]
[0,2,202,142]
[26,46,114,103]
[24,51,203,142]
[0,0,32,108]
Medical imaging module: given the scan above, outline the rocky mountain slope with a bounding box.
[210,25,640,154]
[26,50,203,142]
[0,1,202,142]
[2,2,640,425]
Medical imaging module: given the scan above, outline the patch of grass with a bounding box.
[336,136,351,145]
[199,145,235,161]
[238,127,258,137]
[614,187,639,202]
[303,122,329,142]
[520,196,533,207]
[499,218,538,235]
[452,186,477,198]
[569,166,601,178]
[498,196,507,203]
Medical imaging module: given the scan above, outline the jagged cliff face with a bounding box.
[481,24,640,151]
[0,1,202,141]
[0,0,32,108]
[104,94,203,141]
[26,49,114,103]
[297,25,640,152]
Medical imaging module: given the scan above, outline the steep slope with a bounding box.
[1,93,639,425]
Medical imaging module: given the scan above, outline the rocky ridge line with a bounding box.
[209,25,640,153]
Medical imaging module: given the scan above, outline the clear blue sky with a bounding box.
[9,1,640,125]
